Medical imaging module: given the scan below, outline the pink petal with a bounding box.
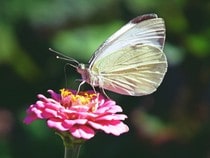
[97,104,123,114]
[63,119,87,126]
[47,118,68,131]
[105,122,129,135]
[48,89,61,101]
[42,108,58,118]
[70,125,95,139]
[23,113,38,124]
[30,106,44,119]
[96,114,127,121]
[88,120,129,135]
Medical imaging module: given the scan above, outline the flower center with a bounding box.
[60,89,97,109]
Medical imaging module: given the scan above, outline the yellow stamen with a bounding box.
[60,88,71,98]
[60,89,97,105]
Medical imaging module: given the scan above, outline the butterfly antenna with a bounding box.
[49,48,80,67]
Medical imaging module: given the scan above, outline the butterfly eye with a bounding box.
[77,64,87,75]
[78,64,86,69]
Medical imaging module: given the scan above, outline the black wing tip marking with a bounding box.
[130,13,158,24]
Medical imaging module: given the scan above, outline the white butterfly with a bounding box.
[51,13,167,96]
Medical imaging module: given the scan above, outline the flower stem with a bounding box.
[56,131,84,158]
[64,144,81,158]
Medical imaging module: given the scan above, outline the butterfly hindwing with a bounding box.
[91,45,167,96]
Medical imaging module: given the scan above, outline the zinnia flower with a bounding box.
[24,89,129,140]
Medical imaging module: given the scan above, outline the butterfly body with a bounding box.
[76,64,100,87]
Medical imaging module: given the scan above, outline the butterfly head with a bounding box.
[76,63,86,72]
[76,63,92,83]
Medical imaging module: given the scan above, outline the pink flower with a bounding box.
[24,89,129,139]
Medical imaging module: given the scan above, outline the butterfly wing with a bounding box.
[85,14,167,96]
[91,45,167,96]
[89,14,165,68]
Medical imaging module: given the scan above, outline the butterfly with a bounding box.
[50,13,167,96]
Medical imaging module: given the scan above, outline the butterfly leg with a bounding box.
[90,84,97,94]
[100,88,110,99]
[76,80,86,94]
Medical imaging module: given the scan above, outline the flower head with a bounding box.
[24,89,129,139]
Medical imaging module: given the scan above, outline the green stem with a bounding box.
[56,131,84,158]
[64,144,81,158]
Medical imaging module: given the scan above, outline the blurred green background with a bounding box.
[0,0,210,158]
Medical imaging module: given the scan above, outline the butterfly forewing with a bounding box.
[89,14,165,68]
